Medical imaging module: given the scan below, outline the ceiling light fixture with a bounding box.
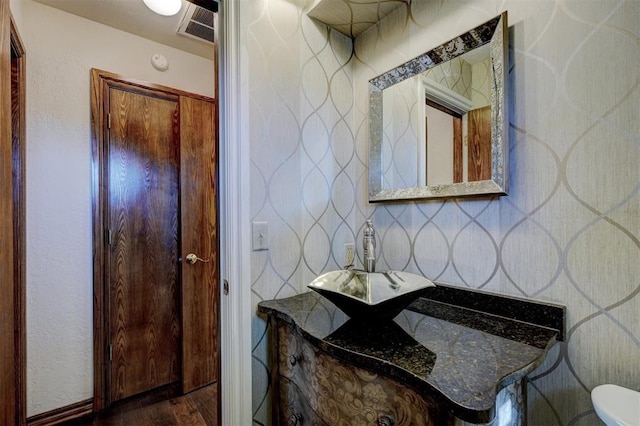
[142,0,182,16]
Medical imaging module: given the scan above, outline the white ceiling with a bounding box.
[32,0,215,59]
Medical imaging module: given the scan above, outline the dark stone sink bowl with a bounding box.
[307,270,435,321]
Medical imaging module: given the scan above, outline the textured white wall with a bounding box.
[248,0,639,425]
[426,105,455,185]
[12,0,214,417]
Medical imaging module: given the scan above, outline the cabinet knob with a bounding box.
[377,413,395,426]
[288,354,302,366]
[289,413,303,425]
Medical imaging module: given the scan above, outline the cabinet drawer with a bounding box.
[279,376,328,426]
[276,321,450,426]
[276,321,318,397]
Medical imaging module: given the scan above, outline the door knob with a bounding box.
[185,253,210,264]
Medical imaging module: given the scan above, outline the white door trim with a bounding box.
[218,0,253,424]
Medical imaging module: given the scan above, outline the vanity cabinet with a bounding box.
[273,320,449,426]
[260,290,564,426]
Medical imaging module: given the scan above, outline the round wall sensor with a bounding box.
[150,54,169,72]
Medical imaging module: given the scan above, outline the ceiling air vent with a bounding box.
[177,3,217,44]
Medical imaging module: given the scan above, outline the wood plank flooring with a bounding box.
[72,384,218,426]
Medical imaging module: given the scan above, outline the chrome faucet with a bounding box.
[363,220,376,272]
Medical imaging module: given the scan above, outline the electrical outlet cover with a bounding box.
[344,243,355,267]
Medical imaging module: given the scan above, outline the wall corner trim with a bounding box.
[218,0,253,424]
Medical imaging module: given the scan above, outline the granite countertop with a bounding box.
[258,289,562,423]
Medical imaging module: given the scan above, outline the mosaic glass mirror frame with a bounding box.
[369,12,509,202]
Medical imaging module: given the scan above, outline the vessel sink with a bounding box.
[307,270,435,321]
[592,384,640,426]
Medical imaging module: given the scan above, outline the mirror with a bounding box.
[369,12,509,201]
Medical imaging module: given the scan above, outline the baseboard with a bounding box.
[27,398,93,426]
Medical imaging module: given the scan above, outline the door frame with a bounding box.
[11,14,26,426]
[217,0,253,423]
[90,69,218,411]
[0,1,14,420]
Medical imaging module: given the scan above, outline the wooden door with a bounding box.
[452,116,463,183]
[107,87,181,401]
[467,105,492,181]
[180,96,218,393]
[92,69,219,410]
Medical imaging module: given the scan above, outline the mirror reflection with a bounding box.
[370,12,509,201]
[424,44,492,186]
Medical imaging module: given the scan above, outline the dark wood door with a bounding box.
[179,96,219,393]
[467,105,492,181]
[92,69,219,411]
[107,87,181,401]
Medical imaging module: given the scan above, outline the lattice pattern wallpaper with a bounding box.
[246,0,639,425]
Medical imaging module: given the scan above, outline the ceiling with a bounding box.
[32,0,216,59]
[308,0,407,39]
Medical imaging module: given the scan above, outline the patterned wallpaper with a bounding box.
[381,75,422,189]
[246,0,639,425]
[424,56,473,100]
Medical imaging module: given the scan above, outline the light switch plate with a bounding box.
[252,221,268,251]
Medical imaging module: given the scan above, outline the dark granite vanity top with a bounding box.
[258,285,564,423]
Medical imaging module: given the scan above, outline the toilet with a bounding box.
[591,384,640,426]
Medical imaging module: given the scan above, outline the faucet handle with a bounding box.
[363,220,376,272]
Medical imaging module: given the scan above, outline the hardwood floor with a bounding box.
[72,385,218,426]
